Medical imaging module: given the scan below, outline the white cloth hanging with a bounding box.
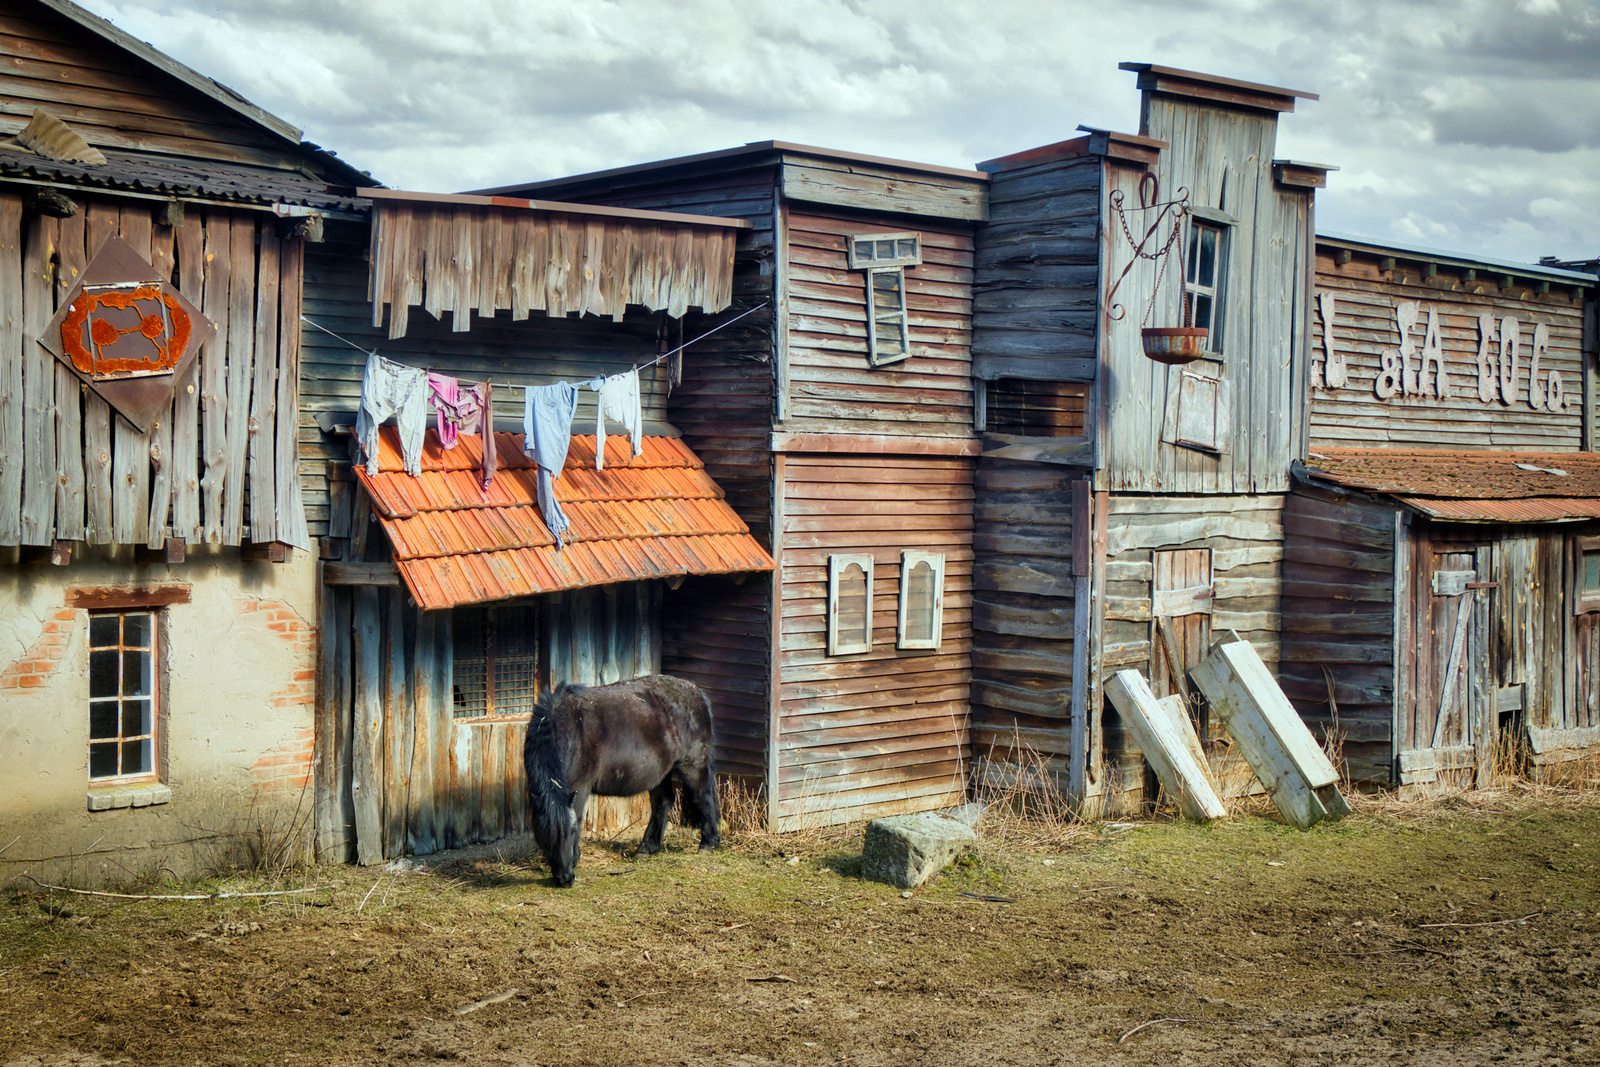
[591,370,641,470]
[354,353,428,477]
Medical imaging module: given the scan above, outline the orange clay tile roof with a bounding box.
[353,427,774,611]
[1301,448,1600,524]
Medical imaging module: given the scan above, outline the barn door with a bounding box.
[1151,548,1214,741]
[1402,548,1495,787]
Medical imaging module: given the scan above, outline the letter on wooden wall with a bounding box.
[1375,301,1419,399]
[1319,292,1344,389]
[1498,317,1521,406]
[1419,306,1447,399]
[1475,313,1497,403]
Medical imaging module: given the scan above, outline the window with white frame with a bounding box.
[897,551,945,650]
[827,554,874,656]
[1184,220,1227,351]
[88,611,158,782]
[452,602,541,718]
[849,233,920,367]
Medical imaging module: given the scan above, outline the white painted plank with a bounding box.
[1105,669,1226,822]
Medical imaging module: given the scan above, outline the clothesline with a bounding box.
[299,299,770,376]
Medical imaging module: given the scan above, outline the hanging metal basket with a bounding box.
[1141,326,1209,365]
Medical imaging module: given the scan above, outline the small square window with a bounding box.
[452,602,541,718]
[897,552,945,650]
[827,555,874,656]
[87,610,158,782]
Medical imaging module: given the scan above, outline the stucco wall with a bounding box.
[0,548,317,887]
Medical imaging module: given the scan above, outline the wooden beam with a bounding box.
[241,541,290,563]
[324,561,401,586]
[134,537,185,565]
[1104,670,1226,822]
[769,431,980,457]
[66,584,191,610]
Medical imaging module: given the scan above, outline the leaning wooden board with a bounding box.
[1105,669,1226,823]
[1189,637,1350,829]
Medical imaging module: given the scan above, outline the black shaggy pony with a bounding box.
[524,675,720,887]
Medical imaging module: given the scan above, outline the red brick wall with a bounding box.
[0,608,78,692]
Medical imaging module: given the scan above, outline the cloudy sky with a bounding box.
[78,0,1600,264]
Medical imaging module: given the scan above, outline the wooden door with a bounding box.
[1404,548,1495,787]
[1152,548,1214,741]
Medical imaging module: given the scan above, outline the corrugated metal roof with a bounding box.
[1392,497,1600,524]
[1302,448,1600,525]
[354,428,774,611]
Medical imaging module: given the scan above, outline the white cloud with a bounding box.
[74,0,1600,262]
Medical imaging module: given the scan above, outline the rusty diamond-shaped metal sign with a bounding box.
[39,236,214,433]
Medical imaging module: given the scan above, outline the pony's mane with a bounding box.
[526,682,587,844]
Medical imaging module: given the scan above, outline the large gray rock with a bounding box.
[860,812,978,889]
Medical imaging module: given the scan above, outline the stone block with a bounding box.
[860,811,977,889]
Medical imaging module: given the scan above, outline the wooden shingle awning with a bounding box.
[352,427,774,611]
[364,189,747,338]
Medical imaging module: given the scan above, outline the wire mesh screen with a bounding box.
[451,605,489,718]
[452,602,539,719]
[492,604,540,716]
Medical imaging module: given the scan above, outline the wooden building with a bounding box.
[0,0,373,885]
[967,66,1328,813]
[486,143,988,829]
[301,189,775,863]
[1281,237,1600,788]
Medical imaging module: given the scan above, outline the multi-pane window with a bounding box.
[452,602,540,718]
[88,611,157,781]
[1576,537,1600,613]
[1185,220,1227,350]
[827,554,874,656]
[850,232,920,367]
[897,552,945,650]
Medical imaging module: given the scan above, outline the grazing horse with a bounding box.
[524,675,721,887]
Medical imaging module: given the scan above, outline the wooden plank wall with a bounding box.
[662,576,770,783]
[773,452,974,829]
[970,155,1101,381]
[299,220,681,540]
[969,456,1081,788]
[1279,487,1398,784]
[1310,254,1588,450]
[368,202,737,338]
[318,575,662,862]
[1094,493,1285,811]
[0,191,306,549]
[0,4,301,168]
[782,208,975,436]
[1099,97,1309,495]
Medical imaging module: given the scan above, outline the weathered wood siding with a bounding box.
[969,457,1081,785]
[492,164,783,805]
[1100,96,1310,494]
[317,569,661,862]
[971,155,1101,382]
[299,219,680,541]
[773,453,974,829]
[1095,494,1285,811]
[782,209,975,435]
[0,2,299,167]
[1280,487,1398,784]
[368,199,738,338]
[1396,520,1600,784]
[0,191,306,549]
[1310,252,1588,451]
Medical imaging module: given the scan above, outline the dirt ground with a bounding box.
[3,786,1599,1067]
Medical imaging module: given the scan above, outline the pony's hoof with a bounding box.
[636,841,663,856]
